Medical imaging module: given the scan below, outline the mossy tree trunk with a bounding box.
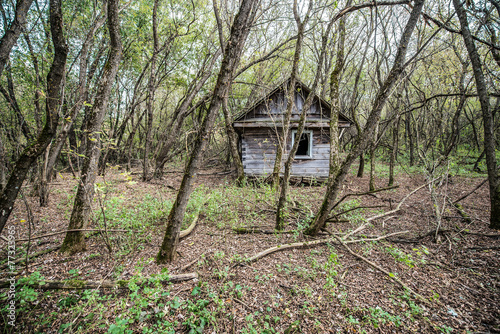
[61,0,122,254]
[306,0,425,236]
[156,0,259,264]
[0,0,67,236]
[453,0,500,229]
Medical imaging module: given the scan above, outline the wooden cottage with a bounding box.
[233,79,351,179]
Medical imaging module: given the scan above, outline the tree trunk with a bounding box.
[143,0,159,182]
[222,98,245,185]
[0,0,34,78]
[276,8,332,231]
[388,114,400,186]
[157,0,258,263]
[306,0,425,236]
[357,154,365,177]
[61,0,122,254]
[45,13,106,183]
[270,0,312,190]
[453,0,500,229]
[0,0,67,236]
[153,51,221,178]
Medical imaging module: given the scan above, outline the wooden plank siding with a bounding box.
[240,128,331,177]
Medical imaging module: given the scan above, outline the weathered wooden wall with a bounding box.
[241,128,330,177]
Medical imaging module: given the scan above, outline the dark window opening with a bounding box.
[293,131,312,158]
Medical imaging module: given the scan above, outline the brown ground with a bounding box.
[1,164,498,333]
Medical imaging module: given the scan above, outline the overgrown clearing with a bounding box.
[1,163,497,333]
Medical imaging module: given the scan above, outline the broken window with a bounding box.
[292,130,312,159]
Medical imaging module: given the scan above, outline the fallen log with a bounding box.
[0,273,198,290]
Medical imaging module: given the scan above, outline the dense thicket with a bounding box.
[0,0,498,241]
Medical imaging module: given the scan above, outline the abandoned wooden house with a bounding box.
[233,79,351,179]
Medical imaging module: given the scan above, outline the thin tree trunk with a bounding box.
[222,98,245,184]
[357,154,365,177]
[45,13,106,182]
[388,114,400,186]
[306,0,425,236]
[0,0,34,78]
[276,9,332,231]
[369,122,379,191]
[270,0,312,190]
[0,0,67,236]
[157,0,258,263]
[453,0,500,229]
[61,0,122,254]
[143,0,159,182]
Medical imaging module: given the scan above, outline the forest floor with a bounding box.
[0,162,498,333]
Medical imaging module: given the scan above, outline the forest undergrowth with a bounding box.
[0,162,498,334]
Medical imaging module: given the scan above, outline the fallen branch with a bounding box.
[366,181,433,223]
[331,233,430,304]
[453,179,487,204]
[243,230,410,264]
[332,205,386,218]
[15,229,130,243]
[179,214,199,239]
[332,185,399,211]
[0,273,198,290]
[233,227,298,235]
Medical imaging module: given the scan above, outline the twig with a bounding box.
[233,298,252,310]
[0,246,61,270]
[449,199,472,223]
[332,205,386,218]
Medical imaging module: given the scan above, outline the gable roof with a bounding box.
[234,77,352,124]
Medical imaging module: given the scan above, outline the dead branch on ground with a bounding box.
[453,179,487,204]
[330,233,430,304]
[0,273,198,290]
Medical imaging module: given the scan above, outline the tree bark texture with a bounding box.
[0,0,34,78]
[61,0,122,254]
[453,0,500,229]
[0,0,68,236]
[306,0,424,236]
[156,0,258,263]
[388,114,400,186]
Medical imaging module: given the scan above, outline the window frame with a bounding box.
[291,129,313,159]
